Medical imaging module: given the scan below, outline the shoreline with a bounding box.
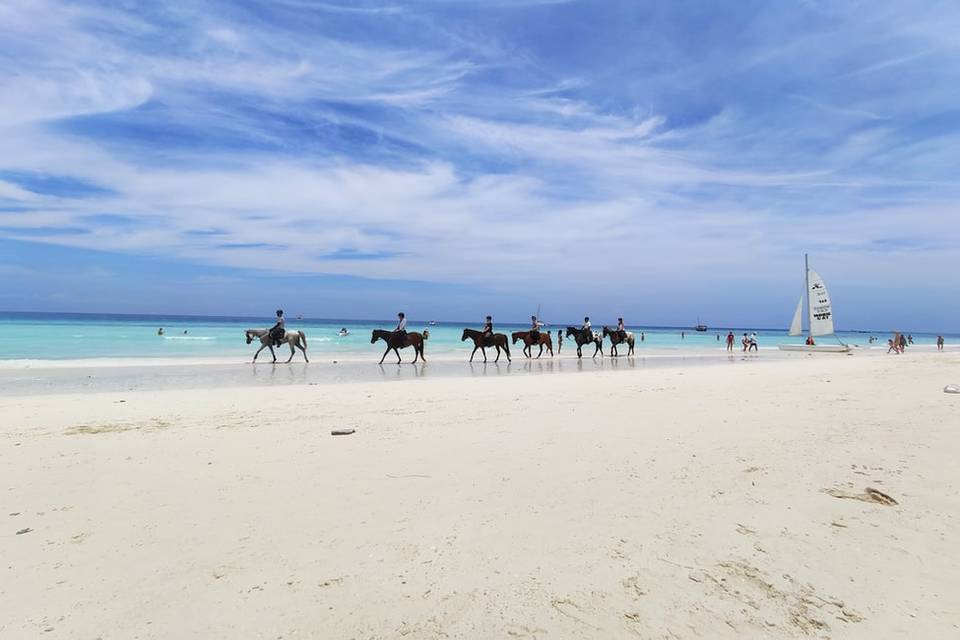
[0,346,953,398]
[2,342,952,370]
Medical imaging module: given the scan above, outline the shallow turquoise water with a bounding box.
[0,312,951,361]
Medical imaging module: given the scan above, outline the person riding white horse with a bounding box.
[268,309,285,347]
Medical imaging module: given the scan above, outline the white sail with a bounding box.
[807,269,835,336]
[788,295,803,336]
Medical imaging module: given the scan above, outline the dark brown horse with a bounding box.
[565,327,603,358]
[602,326,635,356]
[371,329,427,364]
[461,328,511,363]
[511,331,554,358]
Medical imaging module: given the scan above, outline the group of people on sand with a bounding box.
[723,331,758,352]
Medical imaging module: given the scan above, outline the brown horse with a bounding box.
[371,329,427,364]
[511,331,554,358]
[565,327,603,358]
[602,326,635,356]
[461,328,511,363]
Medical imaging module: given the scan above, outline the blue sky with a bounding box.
[1,0,958,330]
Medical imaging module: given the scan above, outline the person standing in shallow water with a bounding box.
[726,331,735,352]
[557,329,563,353]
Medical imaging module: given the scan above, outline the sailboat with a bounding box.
[694,317,708,332]
[534,303,547,328]
[778,254,852,353]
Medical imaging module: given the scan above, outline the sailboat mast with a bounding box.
[804,253,810,340]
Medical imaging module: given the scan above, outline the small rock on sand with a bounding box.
[331,428,355,436]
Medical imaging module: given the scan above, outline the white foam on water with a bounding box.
[164,336,217,341]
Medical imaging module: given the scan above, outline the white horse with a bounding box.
[245,328,308,363]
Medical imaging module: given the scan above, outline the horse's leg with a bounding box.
[481,346,488,363]
[536,343,543,359]
[253,343,267,362]
[494,346,500,363]
[286,340,295,363]
[470,345,478,363]
[412,343,419,363]
[395,347,402,364]
[379,345,390,364]
[297,339,309,363]
[269,345,276,363]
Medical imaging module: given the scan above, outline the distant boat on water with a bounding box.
[428,320,438,326]
[694,318,708,332]
[778,254,852,353]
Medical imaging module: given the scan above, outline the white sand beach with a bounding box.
[2,352,959,639]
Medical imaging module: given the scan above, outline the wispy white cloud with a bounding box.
[1,0,959,325]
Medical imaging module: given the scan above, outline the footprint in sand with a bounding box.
[551,598,604,631]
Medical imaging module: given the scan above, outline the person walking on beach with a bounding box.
[726,331,735,352]
[557,329,563,353]
[887,338,898,354]
[269,309,286,347]
[937,335,945,351]
[742,333,750,352]
[749,332,759,352]
[907,334,914,345]
[898,333,907,352]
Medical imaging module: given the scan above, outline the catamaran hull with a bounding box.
[778,344,852,353]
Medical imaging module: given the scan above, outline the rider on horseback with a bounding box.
[617,317,626,341]
[482,315,494,345]
[582,316,592,337]
[393,312,407,345]
[269,309,286,347]
[530,315,541,342]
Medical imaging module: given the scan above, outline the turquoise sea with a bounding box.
[0,312,953,361]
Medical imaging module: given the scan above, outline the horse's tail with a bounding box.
[299,330,307,350]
